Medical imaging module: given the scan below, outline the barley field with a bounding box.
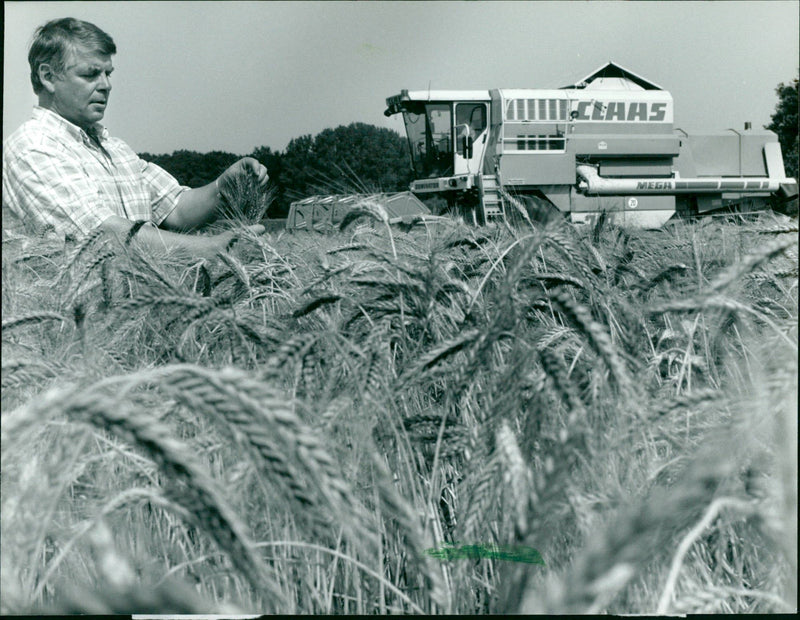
[1,195,797,614]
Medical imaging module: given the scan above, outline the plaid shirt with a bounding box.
[2,106,189,240]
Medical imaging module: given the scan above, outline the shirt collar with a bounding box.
[32,106,109,144]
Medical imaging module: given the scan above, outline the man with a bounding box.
[3,17,267,256]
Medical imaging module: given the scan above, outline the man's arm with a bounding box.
[4,141,267,255]
[160,157,269,231]
[99,215,264,258]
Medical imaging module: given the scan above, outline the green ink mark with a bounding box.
[423,542,544,565]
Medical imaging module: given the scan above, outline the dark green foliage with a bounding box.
[765,73,799,180]
[138,150,241,187]
[278,123,414,216]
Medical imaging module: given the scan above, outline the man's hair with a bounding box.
[29,18,116,94]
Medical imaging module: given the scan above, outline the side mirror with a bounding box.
[456,123,474,158]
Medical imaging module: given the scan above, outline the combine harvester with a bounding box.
[288,62,797,230]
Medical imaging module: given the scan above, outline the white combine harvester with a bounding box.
[288,62,797,230]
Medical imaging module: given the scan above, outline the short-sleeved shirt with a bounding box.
[2,106,189,241]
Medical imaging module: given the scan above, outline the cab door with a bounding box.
[453,102,489,175]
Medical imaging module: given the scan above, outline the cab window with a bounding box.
[456,103,487,139]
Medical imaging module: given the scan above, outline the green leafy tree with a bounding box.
[766,74,798,180]
[278,123,414,202]
[312,123,414,193]
[278,134,320,201]
[138,150,240,187]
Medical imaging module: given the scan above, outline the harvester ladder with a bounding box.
[479,174,506,223]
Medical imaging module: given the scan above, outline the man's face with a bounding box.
[45,45,114,131]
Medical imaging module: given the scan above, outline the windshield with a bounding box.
[402,103,454,178]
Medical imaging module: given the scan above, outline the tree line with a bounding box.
[139,122,415,218]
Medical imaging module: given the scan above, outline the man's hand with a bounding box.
[211,224,266,255]
[164,157,268,232]
[218,157,269,191]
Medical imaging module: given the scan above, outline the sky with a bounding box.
[4,1,799,156]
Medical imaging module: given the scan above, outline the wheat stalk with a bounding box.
[707,236,795,294]
[2,312,67,333]
[536,345,587,419]
[292,293,343,318]
[4,380,283,607]
[647,295,796,349]
[151,365,379,554]
[216,250,252,293]
[397,328,481,387]
[339,200,397,260]
[543,226,596,284]
[459,444,501,539]
[548,288,632,394]
[57,227,109,285]
[367,450,448,611]
[497,187,535,228]
[656,497,759,614]
[496,420,533,539]
[31,487,192,601]
[466,231,545,313]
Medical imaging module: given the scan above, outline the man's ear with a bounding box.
[37,63,59,94]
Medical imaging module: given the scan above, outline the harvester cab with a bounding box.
[384,90,493,221]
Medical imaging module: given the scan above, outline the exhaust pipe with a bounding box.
[576,164,793,195]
